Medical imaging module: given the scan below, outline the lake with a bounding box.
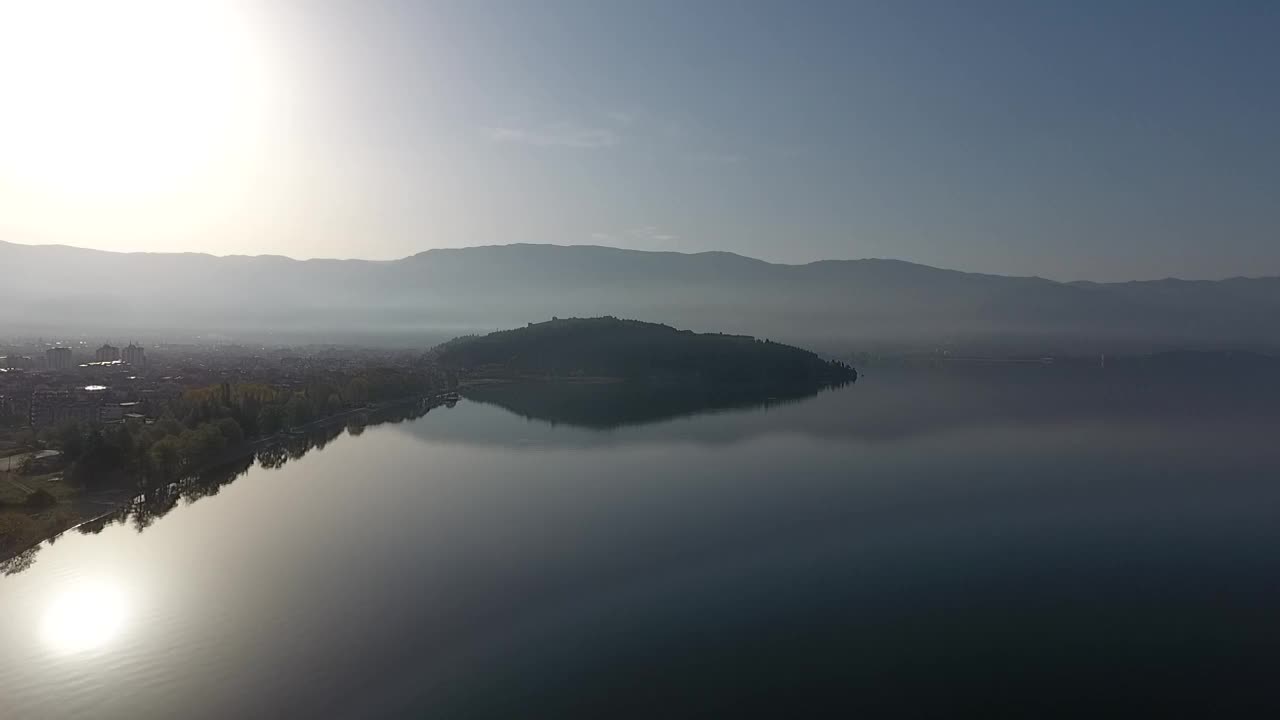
[4,360,1280,717]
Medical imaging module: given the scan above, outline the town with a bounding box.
[1,337,455,560]
[1,339,448,430]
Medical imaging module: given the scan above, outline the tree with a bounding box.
[200,424,227,459]
[106,423,134,462]
[0,513,38,557]
[346,418,366,436]
[24,489,56,510]
[150,436,182,479]
[286,395,312,428]
[257,405,286,435]
[346,377,370,406]
[155,417,184,438]
[179,425,226,465]
[216,418,245,446]
[66,430,127,489]
[236,393,262,436]
[50,421,86,458]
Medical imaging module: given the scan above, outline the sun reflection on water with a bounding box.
[40,577,131,654]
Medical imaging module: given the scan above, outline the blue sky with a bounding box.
[1,0,1277,280]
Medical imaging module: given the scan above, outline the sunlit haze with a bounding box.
[1,1,1277,280]
[0,1,283,244]
[6,6,1280,715]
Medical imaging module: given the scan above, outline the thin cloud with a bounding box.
[485,124,619,149]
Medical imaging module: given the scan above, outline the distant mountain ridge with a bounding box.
[3,240,1280,354]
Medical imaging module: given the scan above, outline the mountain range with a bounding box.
[3,240,1279,355]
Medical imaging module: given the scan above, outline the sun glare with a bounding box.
[0,0,273,199]
[40,577,132,655]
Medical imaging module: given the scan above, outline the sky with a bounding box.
[0,0,1277,281]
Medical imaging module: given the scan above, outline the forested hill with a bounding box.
[434,317,856,385]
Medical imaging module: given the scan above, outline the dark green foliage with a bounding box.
[257,405,286,435]
[66,429,127,489]
[435,317,857,385]
[50,421,87,459]
[149,437,181,479]
[178,424,227,466]
[24,489,56,511]
[345,378,370,406]
[41,366,441,489]
[286,396,313,428]
[217,418,245,446]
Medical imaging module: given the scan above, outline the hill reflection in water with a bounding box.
[400,355,1280,450]
[461,380,843,430]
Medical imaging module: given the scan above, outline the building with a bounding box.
[46,347,73,371]
[104,401,144,424]
[30,389,99,428]
[123,343,146,367]
[96,343,121,363]
[1,394,31,425]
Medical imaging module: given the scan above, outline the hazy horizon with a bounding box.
[5,238,1280,285]
[5,240,1280,356]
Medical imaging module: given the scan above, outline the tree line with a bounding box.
[39,367,444,492]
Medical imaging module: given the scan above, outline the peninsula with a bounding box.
[433,317,857,386]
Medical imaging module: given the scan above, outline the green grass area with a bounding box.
[0,468,86,562]
[0,505,84,561]
[0,470,75,505]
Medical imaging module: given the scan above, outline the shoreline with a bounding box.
[1,393,450,566]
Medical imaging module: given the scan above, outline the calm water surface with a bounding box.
[4,364,1280,717]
